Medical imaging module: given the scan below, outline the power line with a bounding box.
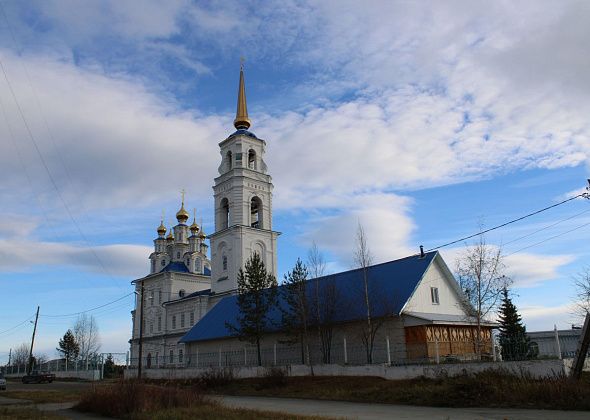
[0,314,35,336]
[40,292,134,318]
[505,220,590,257]
[0,54,114,280]
[426,193,589,252]
[502,208,590,247]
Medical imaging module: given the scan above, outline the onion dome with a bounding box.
[190,218,199,234]
[176,203,189,223]
[166,231,174,241]
[157,221,166,236]
[199,227,207,239]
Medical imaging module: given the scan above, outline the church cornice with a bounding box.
[207,224,281,239]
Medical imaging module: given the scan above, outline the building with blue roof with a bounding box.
[129,66,493,371]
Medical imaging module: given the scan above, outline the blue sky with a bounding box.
[1,0,589,363]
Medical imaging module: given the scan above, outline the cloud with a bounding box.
[519,303,579,331]
[440,247,574,289]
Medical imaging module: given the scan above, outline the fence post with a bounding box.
[218,347,222,368]
[273,342,277,366]
[492,331,497,362]
[554,325,562,360]
[244,347,247,366]
[343,337,348,365]
[386,336,391,365]
[196,347,199,368]
[434,338,440,364]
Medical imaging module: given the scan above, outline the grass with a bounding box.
[209,369,590,411]
[75,380,331,419]
[0,406,66,419]
[2,389,82,403]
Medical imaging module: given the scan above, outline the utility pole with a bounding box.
[28,306,40,374]
[8,348,11,366]
[137,282,145,380]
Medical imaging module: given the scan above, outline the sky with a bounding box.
[1,0,589,364]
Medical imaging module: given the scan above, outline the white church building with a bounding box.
[129,67,492,368]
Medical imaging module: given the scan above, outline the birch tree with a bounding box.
[73,314,101,363]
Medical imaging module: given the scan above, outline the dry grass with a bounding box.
[133,406,331,420]
[214,370,590,411]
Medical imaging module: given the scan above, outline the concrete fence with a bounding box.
[125,358,569,381]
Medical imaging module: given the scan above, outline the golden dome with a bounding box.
[190,218,199,233]
[176,204,189,223]
[157,221,166,235]
[166,231,174,241]
[199,228,206,239]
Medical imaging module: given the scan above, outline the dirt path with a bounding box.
[215,394,590,420]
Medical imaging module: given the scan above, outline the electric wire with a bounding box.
[425,193,587,252]
[0,314,35,336]
[40,292,134,318]
[0,55,114,280]
[505,220,590,257]
[501,208,590,247]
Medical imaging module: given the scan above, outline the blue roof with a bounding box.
[228,129,258,139]
[161,261,190,273]
[180,251,438,343]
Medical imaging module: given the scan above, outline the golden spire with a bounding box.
[157,210,166,236]
[233,59,251,130]
[176,189,190,223]
[190,208,199,234]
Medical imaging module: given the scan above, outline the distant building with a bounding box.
[130,66,494,368]
[527,328,582,358]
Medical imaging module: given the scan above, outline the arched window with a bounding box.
[176,252,180,259]
[248,149,256,170]
[161,259,166,266]
[195,258,202,272]
[151,260,156,273]
[226,150,233,171]
[250,196,262,228]
[220,198,230,229]
[222,255,228,271]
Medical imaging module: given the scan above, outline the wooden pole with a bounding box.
[27,306,40,374]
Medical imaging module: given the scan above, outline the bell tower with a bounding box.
[209,65,280,294]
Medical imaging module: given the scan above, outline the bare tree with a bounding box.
[307,242,336,363]
[73,314,101,363]
[455,233,510,356]
[12,343,29,366]
[353,222,391,364]
[573,267,590,318]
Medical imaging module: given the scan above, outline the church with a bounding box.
[129,67,493,369]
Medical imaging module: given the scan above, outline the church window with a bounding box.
[157,316,162,331]
[176,252,180,259]
[155,352,159,367]
[172,315,176,329]
[147,353,151,369]
[161,259,166,266]
[149,322,153,334]
[169,350,174,364]
[195,258,201,272]
[158,290,162,304]
[220,198,230,229]
[179,349,184,364]
[190,311,194,325]
[181,313,185,328]
[226,150,233,171]
[250,196,262,228]
[248,149,256,170]
[222,255,228,271]
[151,260,155,273]
[431,287,440,304]
[179,289,185,298]
[150,290,154,306]
[179,232,183,241]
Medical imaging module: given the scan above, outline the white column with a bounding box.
[434,338,440,364]
[343,337,348,365]
[554,325,562,360]
[386,336,391,365]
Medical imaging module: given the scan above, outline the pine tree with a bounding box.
[280,259,312,367]
[226,252,278,366]
[497,288,533,360]
[56,329,80,362]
